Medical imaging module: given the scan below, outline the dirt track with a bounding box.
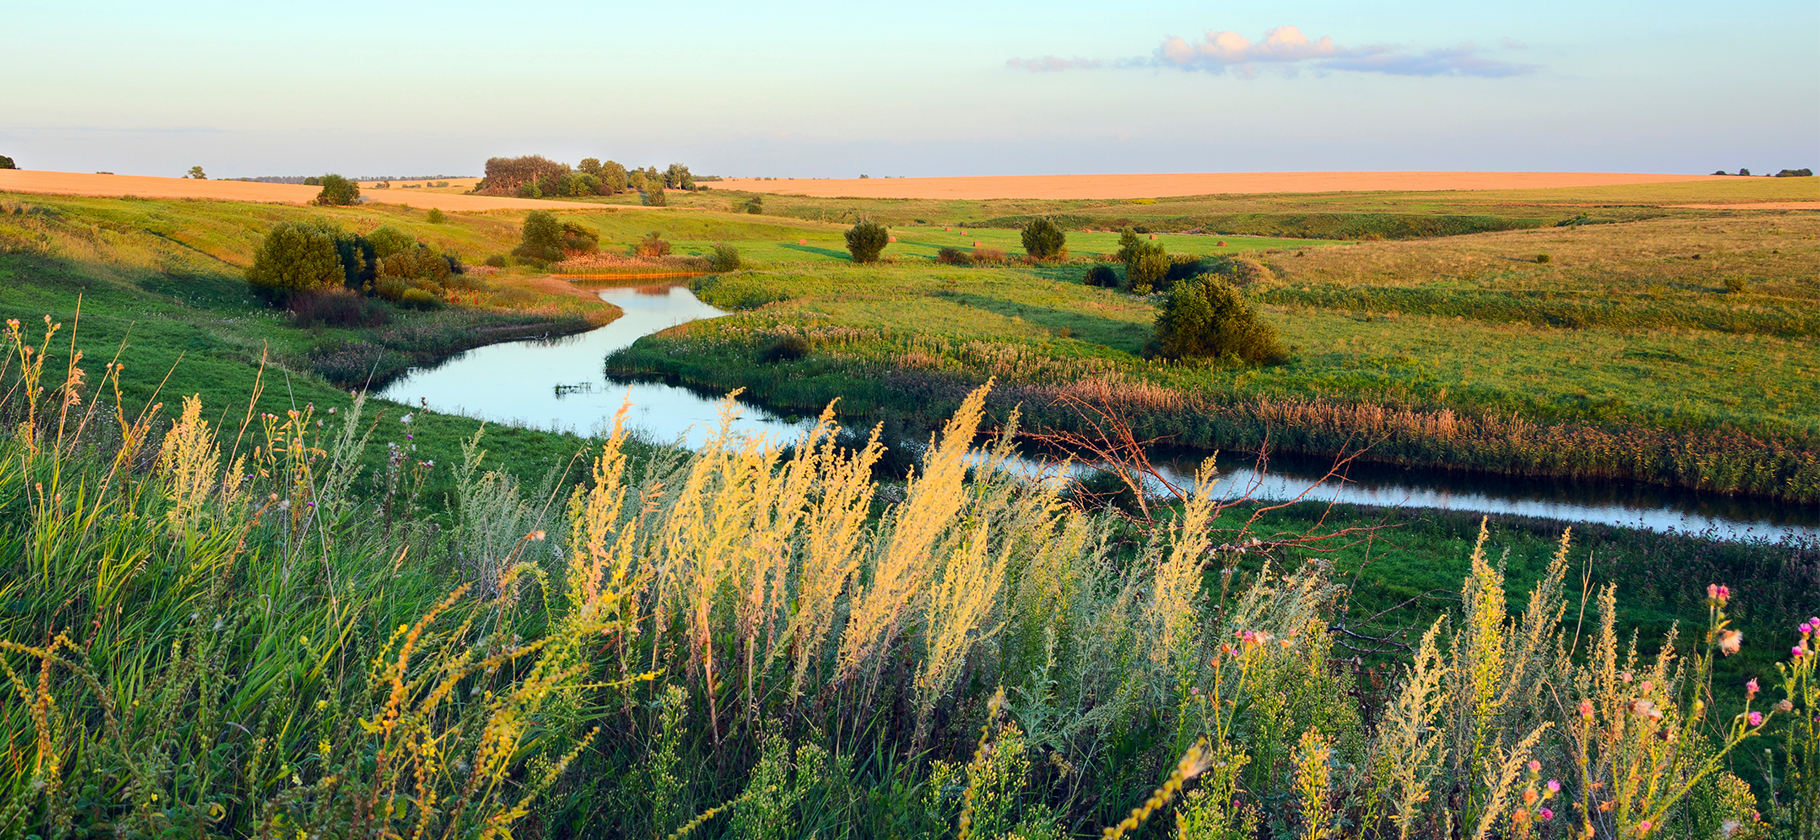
[0,170,603,212]
[714,171,1728,200]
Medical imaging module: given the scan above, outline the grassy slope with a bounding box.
[606,213,1820,500]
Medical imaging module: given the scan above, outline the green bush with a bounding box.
[397,287,443,309]
[366,225,417,260]
[599,161,628,194]
[1149,276,1286,364]
[516,181,543,199]
[1207,256,1275,286]
[426,208,446,224]
[845,220,889,263]
[245,222,348,301]
[1126,247,1169,294]
[936,247,971,266]
[514,211,565,262]
[642,185,666,207]
[1723,275,1748,294]
[744,195,764,214]
[635,232,672,258]
[315,174,360,206]
[560,221,599,254]
[1537,253,1552,264]
[757,335,810,363]
[0,155,15,170]
[564,172,601,197]
[1084,264,1118,287]
[709,243,742,272]
[378,247,452,285]
[1020,217,1066,259]
[483,254,507,268]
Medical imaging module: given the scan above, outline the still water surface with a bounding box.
[378,284,1820,543]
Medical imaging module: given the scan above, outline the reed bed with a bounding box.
[0,317,1815,837]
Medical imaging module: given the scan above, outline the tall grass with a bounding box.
[1,316,1815,837]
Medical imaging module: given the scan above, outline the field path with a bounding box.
[0,170,607,212]
[714,171,1728,200]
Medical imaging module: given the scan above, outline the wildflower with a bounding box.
[1546,779,1561,794]
[1718,629,1743,655]
[1748,711,1763,726]
[529,530,547,541]
[1722,820,1742,837]
[1578,699,1595,719]
[1707,583,1730,605]
[1796,647,1807,657]
[401,413,414,425]
[1639,680,1654,694]
[327,407,336,414]
[1746,678,1759,698]
[1527,760,1541,773]
[1638,820,1654,834]
[1539,808,1554,822]
[1778,699,1795,713]
[1620,671,1633,683]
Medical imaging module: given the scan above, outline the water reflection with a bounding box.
[376,283,1819,543]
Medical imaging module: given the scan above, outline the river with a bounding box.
[377,283,1820,543]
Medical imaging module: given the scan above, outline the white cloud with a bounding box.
[1008,26,1536,79]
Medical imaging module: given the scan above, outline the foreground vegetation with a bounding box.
[1,326,1815,835]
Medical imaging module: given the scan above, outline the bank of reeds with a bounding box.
[1,317,1816,837]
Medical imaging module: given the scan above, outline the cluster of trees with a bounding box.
[0,154,14,170]
[473,155,697,201]
[246,221,467,311]
[1712,168,1815,177]
[315,174,360,206]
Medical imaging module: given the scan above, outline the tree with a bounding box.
[563,172,601,197]
[0,155,15,170]
[665,164,695,191]
[245,222,346,301]
[709,243,742,272]
[1021,217,1066,259]
[1116,227,1167,293]
[743,195,764,214]
[642,183,667,207]
[476,155,570,196]
[315,174,360,206]
[599,161,629,195]
[1149,276,1285,364]
[577,158,603,178]
[845,220,889,263]
[514,211,565,262]
[366,225,417,259]
[187,166,207,179]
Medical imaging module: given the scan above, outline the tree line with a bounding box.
[473,155,698,205]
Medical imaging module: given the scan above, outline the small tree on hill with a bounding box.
[366,225,417,259]
[0,155,16,170]
[1021,217,1066,259]
[1125,244,1169,293]
[642,184,667,207]
[514,211,565,262]
[665,164,695,191]
[315,174,360,206]
[245,222,345,301]
[187,166,207,180]
[744,195,764,214]
[845,220,889,263]
[1149,276,1286,364]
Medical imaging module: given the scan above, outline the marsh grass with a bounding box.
[0,316,1816,837]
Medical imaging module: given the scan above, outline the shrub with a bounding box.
[367,225,417,259]
[1723,275,1748,293]
[1150,276,1286,363]
[563,172,601,197]
[708,243,743,272]
[1207,256,1274,287]
[744,195,764,214]
[397,287,443,309]
[642,185,667,207]
[484,254,508,268]
[1126,247,1169,294]
[0,154,15,170]
[560,221,599,254]
[245,222,348,301]
[757,334,810,363]
[1163,255,1207,289]
[288,289,392,328]
[1536,253,1552,264]
[315,174,360,206]
[514,211,565,262]
[936,247,971,266]
[635,232,672,258]
[845,220,889,263]
[971,247,1006,264]
[1085,264,1118,287]
[378,247,452,285]
[426,208,446,224]
[1775,168,1814,177]
[1020,217,1066,259]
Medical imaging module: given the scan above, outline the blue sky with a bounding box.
[3,0,1815,178]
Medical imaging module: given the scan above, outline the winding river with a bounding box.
[378,283,1820,543]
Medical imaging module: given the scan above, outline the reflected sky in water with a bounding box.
[378,283,1818,544]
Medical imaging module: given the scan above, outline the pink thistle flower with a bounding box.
[1546,780,1561,793]
[1746,678,1759,698]
[1749,711,1764,726]
[1639,820,1654,834]
[1578,699,1595,719]
[1539,808,1554,822]
[1527,760,1541,773]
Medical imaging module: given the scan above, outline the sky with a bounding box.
[3,0,1816,179]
